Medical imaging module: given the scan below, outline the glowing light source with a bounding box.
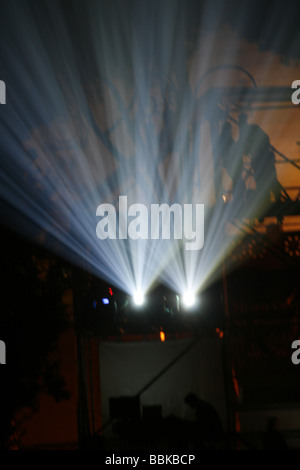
[182,291,196,308]
[133,290,145,306]
[102,298,109,305]
[216,328,224,339]
[160,329,165,342]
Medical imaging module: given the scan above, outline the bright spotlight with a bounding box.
[133,291,145,306]
[182,291,196,308]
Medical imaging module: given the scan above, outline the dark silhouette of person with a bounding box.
[214,120,240,202]
[184,393,224,450]
[262,416,289,450]
[215,119,253,211]
[239,122,281,207]
[220,121,243,185]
